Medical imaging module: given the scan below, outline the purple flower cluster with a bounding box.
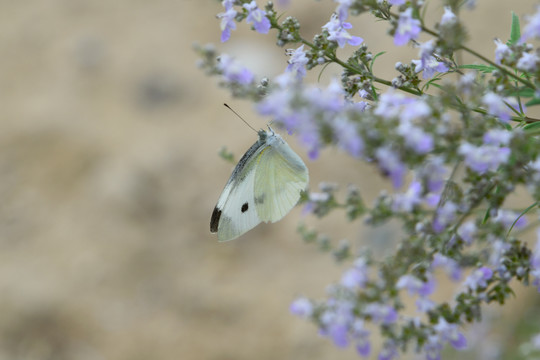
[397,274,436,312]
[458,140,511,175]
[286,45,309,79]
[217,54,255,85]
[322,13,363,48]
[463,266,493,291]
[394,8,421,46]
[521,6,540,42]
[530,228,540,292]
[482,92,520,123]
[244,1,271,34]
[412,40,449,79]
[217,0,270,42]
[257,76,365,159]
[217,0,237,42]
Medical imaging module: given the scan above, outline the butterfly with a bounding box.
[210,127,309,241]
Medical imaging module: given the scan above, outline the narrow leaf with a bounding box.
[459,64,496,73]
[508,12,521,45]
[526,97,540,107]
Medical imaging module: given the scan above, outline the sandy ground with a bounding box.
[0,0,538,359]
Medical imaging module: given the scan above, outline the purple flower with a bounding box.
[374,90,415,119]
[432,201,458,233]
[434,318,468,350]
[521,6,540,42]
[352,320,371,357]
[463,266,493,291]
[457,221,476,245]
[412,41,449,79]
[531,230,540,291]
[416,297,436,312]
[432,253,462,281]
[493,210,528,230]
[320,301,355,348]
[394,8,421,46]
[364,303,398,324]
[440,6,457,25]
[243,1,271,34]
[400,98,432,122]
[398,122,434,154]
[392,181,423,212]
[388,0,406,5]
[397,274,436,297]
[322,14,364,48]
[517,52,539,72]
[335,0,353,22]
[482,92,520,123]
[483,129,512,146]
[424,335,443,360]
[217,54,255,84]
[217,5,237,42]
[286,45,309,78]
[375,147,407,188]
[333,116,364,158]
[458,142,511,174]
[416,156,447,193]
[341,258,369,289]
[494,39,512,65]
[378,341,399,360]
[290,297,313,317]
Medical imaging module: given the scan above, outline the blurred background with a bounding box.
[0,0,539,359]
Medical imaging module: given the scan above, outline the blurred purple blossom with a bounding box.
[517,52,539,72]
[217,54,255,84]
[521,6,540,42]
[364,303,398,324]
[432,201,458,233]
[483,129,512,146]
[394,8,421,46]
[290,297,313,317]
[340,258,369,289]
[434,317,467,350]
[244,1,271,34]
[333,117,364,158]
[335,0,353,22]
[482,92,520,123]
[458,142,511,174]
[463,266,493,291]
[432,253,462,281]
[457,221,476,245]
[392,181,422,212]
[494,39,512,65]
[375,147,407,188]
[493,210,527,230]
[440,6,457,25]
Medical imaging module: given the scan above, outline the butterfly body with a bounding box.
[211,127,309,242]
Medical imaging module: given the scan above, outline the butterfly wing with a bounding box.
[254,134,309,223]
[211,139,265,242]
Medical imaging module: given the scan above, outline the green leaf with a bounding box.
[508,11,521,45]
[458,64,496,73]
[369,51,386,72]
[514,88,535,98]
[523,121,540,131]
[526,97,540,107]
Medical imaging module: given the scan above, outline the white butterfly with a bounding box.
[211,127,309,242]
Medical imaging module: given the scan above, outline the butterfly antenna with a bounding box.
[223,103,258,133]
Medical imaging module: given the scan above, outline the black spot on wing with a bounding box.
[210,207,221,233]
[241,202,249,213]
